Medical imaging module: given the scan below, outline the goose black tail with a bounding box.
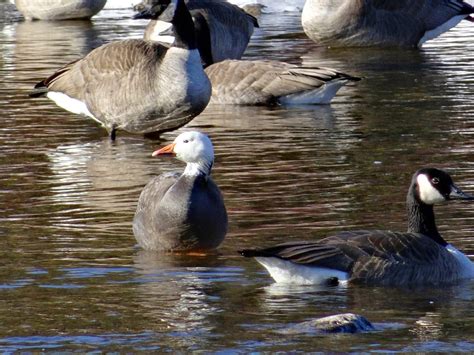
[28,82,48,98]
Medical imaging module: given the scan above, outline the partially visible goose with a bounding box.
[133,131,228,252]
[302,0,474,47]
[14,0,107,20]
[135,0,258,67]
[29,0,211,140]
[205,59,360,105]
[240,168,474,286]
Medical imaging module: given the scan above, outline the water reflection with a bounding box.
[4,20,104,75]
[132,251,230,347]
[1,2,474,352]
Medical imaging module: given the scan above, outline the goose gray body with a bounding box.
[134,172,227,251]
[141,0,258,66]
[133,131,228,252]
[240,168,474,286]
[205,59,360,105]
[14,0,106,20]
[29,0,211,138]
[302,0,474,47]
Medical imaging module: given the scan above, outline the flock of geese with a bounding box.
[22,0,474,290]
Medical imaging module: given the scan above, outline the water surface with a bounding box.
[1,2,474,352]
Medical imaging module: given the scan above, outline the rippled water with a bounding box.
[1,1,474,352]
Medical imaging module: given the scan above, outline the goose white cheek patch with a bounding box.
[417,174,445,204]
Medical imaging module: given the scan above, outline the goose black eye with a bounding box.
[183,140,189,143]
[432,177,440,184]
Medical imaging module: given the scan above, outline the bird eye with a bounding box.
[432,177,440,184]
[183,139,189,143]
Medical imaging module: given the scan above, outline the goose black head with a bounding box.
[133,0,176,21]
[413,168,474,205]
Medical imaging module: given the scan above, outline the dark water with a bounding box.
[1,1,474,352]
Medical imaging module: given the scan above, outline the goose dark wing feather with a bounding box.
[241,230,447,273]
[241,241,354,272]
[367,0,474,32]
[322,230,445,264]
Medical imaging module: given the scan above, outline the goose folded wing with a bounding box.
[263,66,357,98]
[36,40,168,101]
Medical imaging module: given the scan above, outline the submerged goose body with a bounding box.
[14,0,106,20]
[133,131,227,252]
[205,59,360,105]
[241,168,474,286]
[29,0,211,139]
[138,0,258,67]
[302,0,474,47]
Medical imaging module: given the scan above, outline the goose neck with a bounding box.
[183,161,212,177]
[172,0,197,50]
[406,184,448,246]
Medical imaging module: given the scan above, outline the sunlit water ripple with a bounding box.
[1,1,474,352]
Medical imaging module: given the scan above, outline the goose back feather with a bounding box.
[205,59,359,105]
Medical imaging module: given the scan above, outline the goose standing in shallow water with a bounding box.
[240,168,474,286]
[136,0,259,67]
[302,0,474,48]
[29,0,211,140]
[133,131,227,252]
[205,60,360,105]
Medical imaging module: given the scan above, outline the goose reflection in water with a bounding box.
[132,251,231,338]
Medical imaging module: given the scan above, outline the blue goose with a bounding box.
[133,131,228,252]
[240,168,474,286]
[14,0,107,20]
[205,59,359,105]
[136,0,258,67]
[302,0,474,47]
[29,0,211,140]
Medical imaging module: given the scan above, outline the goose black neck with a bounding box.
[406,183,448,246]
[172,0,197,50]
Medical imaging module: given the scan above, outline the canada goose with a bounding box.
[240,168,474,286]
[136,0,258,67]
[204,59,360,105]
[133,131,228,252]
[302,0,474,47]
[14,0,107,20]
[29,0,211,140]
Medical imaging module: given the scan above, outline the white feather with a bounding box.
[417,174,445,204]
[278,80,347,105]
[255,257,349,285]
[47,92,102,124]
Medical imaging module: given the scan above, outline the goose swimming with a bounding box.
[133,131,228,252]
[29,0,211,140]
[14,0,107,20]
[240,168,474,286]
[205,59,359,105]
[302,0,474,47]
